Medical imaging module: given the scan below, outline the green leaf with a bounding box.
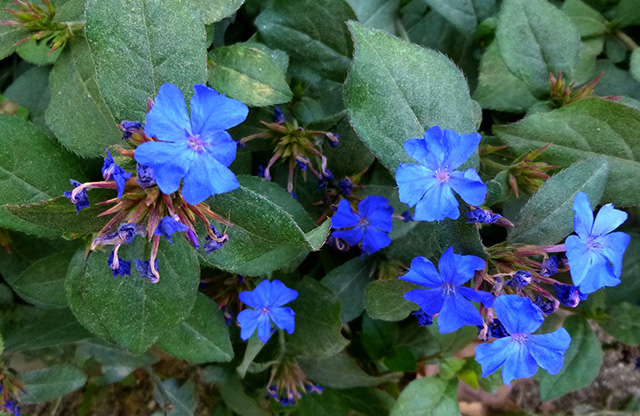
[153,378,197,416]
[605,232,640,306]
[66,236,200,354]
[46,37,122,158]
[3,308,91,352]
[613,0,640,27]
[4,65,51,132]
[298,353,400,388]
[364,279,420,322]
[325,118,376,179]
[341,387,396,416]
[507,157,609,246]
[496,0,581,96]
[287,277,349,357]
[0,114,86,237]
[156,293,233,364]
[218,375,271,416]
[0,232,81,308]
[495,98,640,205]
[347,0,399,35]
[255,0,356,83]
[297,389,349,416]
[424,0,485,34]
[236,334,265,378]
[390,376,459,416]
[6,190,117,235]
[0,1,29,60]
[344,22,479,174]
[76,339,158,384]
[19,364,87,404]
[207,44,292,107]
[16,39,62,65]
[85,0,207,121]
[536,315,603,401]
[631,49,640,83]
[362,315,399,360]
[599,302,640,346]
[189,0,244,24]
[474,42,541,113]
[322,257,373,321]
[198,176,328,275]
[561,0,607,37]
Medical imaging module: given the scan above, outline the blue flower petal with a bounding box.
[332,227,364,247]
[202,130,239,167]
[415,125,448,168]
[399,256,443,287]
[572,192,594,240]
[527,328,571,375]
[154,217,189,243]
[238,309,261,340]
[457,286,493,308]
[494,295,544,335]
[266,279,299,307]
[403,288,445,316]
[145,83,191,142]
[441,130,481,170]
[448,169,487,206]
[415,181,460,221]
[396,163,436,207]
[598,231,631,278]
[565,235,594,287]
[576,256,620,294]
[475,337,513,378]
[134,141,193,194]
[591,203,628,238]
[361,226,392,254]
[437,246,485,286]
[190,84,249,135]
[331,200,360,229]
[403,138,433,167]
[257,313,273,342]
[269,306,296,334]
[502,341,539,385]
[438,292,484,333]
[181,153,240,204]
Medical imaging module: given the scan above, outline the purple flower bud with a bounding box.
[327,132,339,147]
[534,295,557,315]
[489,318,509,338]
[316,169,333,189]
[236,138,246,149]
[186,229,200,249]
[135,258,159,283]
[119,120,142,140]
[338,178,352,195]
[274,107,286,123]
[289,191,298,199]
[412,309,433,326]
[554,283,588,308]
[305,384,324,394]
[154,217,189,244]
[464,208,501,224]
[107,250,131,278]
[540,256,560,277]
[136,163,156,188]
[102,151,132,199]
[506,270,531,287]
[296,159,308,171]
[64,179,90,214]
[401,211,413,222]
[204,225,229,253]
[257,165,265,178]
[118,223,137,244]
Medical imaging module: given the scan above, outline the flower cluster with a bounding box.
[64,83,248,283]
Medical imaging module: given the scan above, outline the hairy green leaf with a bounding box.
[19,364,87,404]
[390,376,459,416]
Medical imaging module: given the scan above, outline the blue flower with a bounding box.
[331,196,393,255]
[565,192,630,294]
[154,217,189,244]
[465,208,501,224]
[136,163,156,188]
[108,250,131,278]
[395,126,487,222]
[204,225,228,253]
[237,279,298,343]
[553,283,588,308]
[64,179,90,213]
[134,83,249,205]
[399,247,492,333]
[102,151,132,199]
[475,295,571,385]
[135,258,159,283]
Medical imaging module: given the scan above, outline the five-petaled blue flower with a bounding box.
[331,196,393,255]
[154,217,189,244]
[102,150,132,199]
[399,247,492,333]
[395,126,487,222]
[565,192,630,294]
[134,83,249,205]
[475,295,571,386]
[237,279,298,343]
